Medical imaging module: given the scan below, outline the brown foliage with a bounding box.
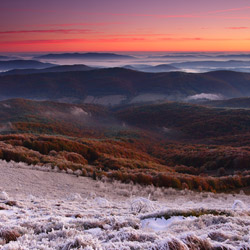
[0,229,21,243]
[0,134,250,192]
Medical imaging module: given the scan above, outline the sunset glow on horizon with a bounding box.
[1,0,250,52]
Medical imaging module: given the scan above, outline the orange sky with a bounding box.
[1,0,250,52]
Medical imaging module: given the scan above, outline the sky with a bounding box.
[1,0,250,52]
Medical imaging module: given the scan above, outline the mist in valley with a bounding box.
[2,51,250,73]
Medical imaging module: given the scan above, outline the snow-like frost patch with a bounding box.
[0,191,9,201]
[66,193,82,201]
[94,197,110,207]
[0,160,250,249]
[1,241,20,250]
[85,227,102,235]
[232,200,247,211]
[141,216,196,232]
[0,209,15,216]
[130,197,157,214]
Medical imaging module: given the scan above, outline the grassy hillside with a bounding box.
[0,99,250,192]
[115,102,250,139]
[0,99,120,138]
[3,99,250,141]
[1,133,250,192]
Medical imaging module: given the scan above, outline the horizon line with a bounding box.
[1,50,250,54]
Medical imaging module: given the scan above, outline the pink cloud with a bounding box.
[108,13,200,18]
[0,8,198,19]
[2,6,250,21]
[108,33,174,37]
[226,27,249,30]
[43,11,201,19]
[0,39,89,45]
[0,38,146,45]
[0,29,98,35]
[160,37,236,42]
[207,6,250,14]
[46,22,124,27]
[0,8,199,19]
[26,22,124,29]
[1,36,245,46]
[220,16,250,20]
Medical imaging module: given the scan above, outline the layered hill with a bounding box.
[0,60,55,71]
[204,97,250,109]
[1,68,250,103]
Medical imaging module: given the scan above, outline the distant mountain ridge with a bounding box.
[170,60,250,68]
[0,60,55,71]
[124,60,250,73]
[0,56,11,60]
[1,64,96,76]
[35,52,135,60]
[123,64,178,73]
[216,54,250,59]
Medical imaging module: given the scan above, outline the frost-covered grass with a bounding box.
[0,160,250,249]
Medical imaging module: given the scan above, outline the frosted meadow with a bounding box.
[0,160,249,250]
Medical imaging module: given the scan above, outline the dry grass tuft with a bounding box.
[184,235,213,250]
[164,238,188,250]
[0,229,21,243]
[5,200,17,207]
[208,231,228,243]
